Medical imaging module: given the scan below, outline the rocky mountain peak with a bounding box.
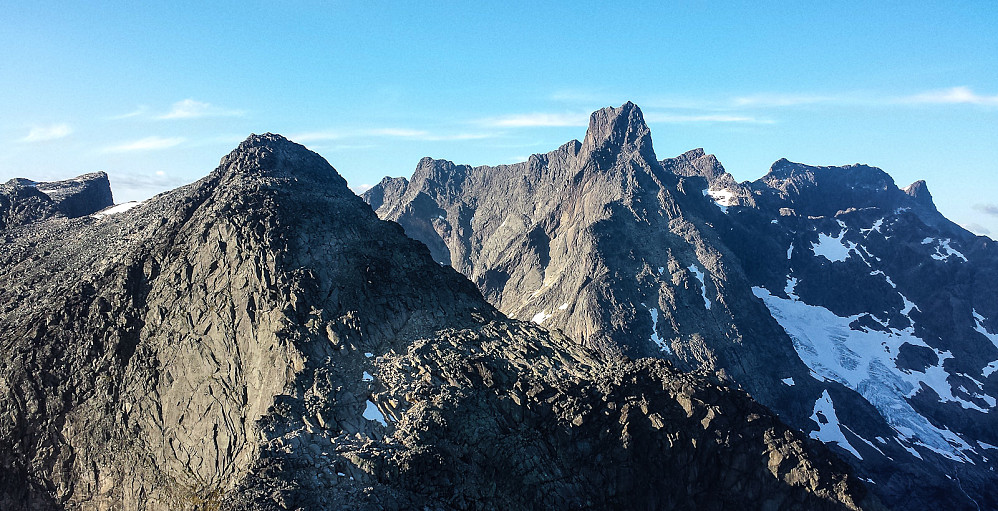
[0,171,113,229]
[663,148,728,184]
[1,133,881,510]
[903,179,935,208]
[756,159,909,217]
[216,133,348,190]
[765,159,895,189]
[579,101,656,169]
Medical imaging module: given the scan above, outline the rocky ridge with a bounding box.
[364,103,998,510]
[0,172,113,230]
[0,134,876,509]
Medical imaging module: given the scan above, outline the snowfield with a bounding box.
[753,279,984,462]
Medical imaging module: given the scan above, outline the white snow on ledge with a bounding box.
[688,264,711,310]
[811,230,856,262]
[810,390,863,460]
[973,310,998,378]
[923,237,968,262]
[973,309,998,349]
[752,284,978,462]
[782,377,795,386]
[91,201,143,218]
[531,311,554,324]
[706,188,736,213]
[363,400,387,426]
[648,308,671,354]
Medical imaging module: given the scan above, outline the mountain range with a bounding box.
[0,102,993,510]
[363,102,998,510]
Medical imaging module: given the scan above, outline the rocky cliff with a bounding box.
[364,103,998,510]
[0,172,113,230]
[0,134,876,510]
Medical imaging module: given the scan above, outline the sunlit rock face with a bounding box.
[0,133,876,510]
[365,102,998,510]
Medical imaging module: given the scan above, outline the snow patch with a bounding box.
[784,277,799,298]
[753,284,977,461]
[91,201,143,218]
[364,352,374,358]
[531,311,554,324]
[973,309,998,349]
[809,390,863,460]
[782,377,795,386]
[363,400,387,426]
[787,243,794,260]
[862,218,884,234]
[707,188,735,213]
[557,303,569,311]
[657,266,665,275]
[362,371,374,382]
[649,308,671,354]
[811,230,856,262]
[923,238,968,262]
[688,264,711,310]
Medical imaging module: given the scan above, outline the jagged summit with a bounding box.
[364,102,998,510]
[764,159,901,190]
[215,133,349,189]
[903,179,935,208]
[0,132,878,510]
[0,171,113,229]
[662,147,729,184]
[579,101,655,168]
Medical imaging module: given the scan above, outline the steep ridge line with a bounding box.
[364,103,998,510]
[0,134,877,510]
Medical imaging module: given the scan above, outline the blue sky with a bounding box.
[3,2,997,235]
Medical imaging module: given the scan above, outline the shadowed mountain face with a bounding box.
[364,103,998,510]
[0,135,875,510]
[0,172,113,229]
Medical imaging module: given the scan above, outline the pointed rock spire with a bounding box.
[579,102,656,169]
[903,180,936,208]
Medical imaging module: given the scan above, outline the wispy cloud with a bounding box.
[369,128,429,137]
[973,203,998,216]
[732,93,841,108]
[290,130,344,143]
[111,99,244,121]
[291,128,493,143]
[158,99,244,119]
[477,110,769,129]
[732,87,998,109]
[963,222,992,236]
[110,106,149,120]
[903,86,998,106]
[549,89,616,104]
[643,112,774,124]
[21,123,72,142]
[481,112,590,128]
[110,170,190,189]
[418,132,494,141]
[103,136,186,153]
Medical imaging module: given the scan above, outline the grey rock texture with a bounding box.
[0,134,876,510]
[364,103,998,510]
[0,172,113,229]
[708,158,998,510]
